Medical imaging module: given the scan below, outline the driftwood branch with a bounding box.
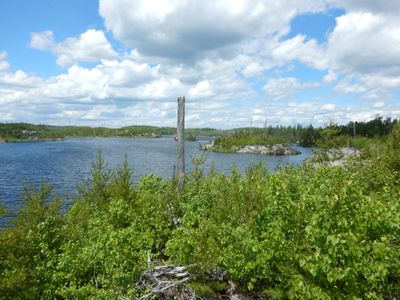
[135,265,192,300]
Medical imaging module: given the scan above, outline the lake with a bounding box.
[0,136,312,211]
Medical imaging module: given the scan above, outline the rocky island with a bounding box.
[201,140,301,155]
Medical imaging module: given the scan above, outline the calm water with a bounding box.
[0,137,312,211]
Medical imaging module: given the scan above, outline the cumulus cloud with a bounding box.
[321,103,336,111]
[241,61,267,78]
[189,80,213,99]
[0,52,42,88]
[30,29,117,67]
[37,61,185,101]
[0,70,42,87]
[263,77,302,100]
[273,35,328,70]
[327,12,400,76]
[334,78,367,94]
[265,3,400,98]
[99,0,327,60]
[263,77,319,100]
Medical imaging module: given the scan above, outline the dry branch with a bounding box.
[135,265,192,300]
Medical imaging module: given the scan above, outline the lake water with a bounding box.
[0,137,312,211]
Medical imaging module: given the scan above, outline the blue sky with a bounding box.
[0,0,399,128]
[0,0,103,77]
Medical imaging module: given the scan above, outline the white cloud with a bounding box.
[99,0,327,60]
[37,61,184,101]
[273,35,328,70]
[372,101,384,108]
[263,77,319,100]
[333,0,400,15]
[140,77,185,99]
[323,70,337,83]
[266,5,400,99]
[360,74,400,89]
[0,52,11,72]
[0,52,43,88]
[30,29,117,67]
[321,103,336,111]
[334,79,367,94]
[327,12,400,76]
[263,77,302,100]
[101,59,158,87]
[81,104,119,120]
[30,30,54,50]
[189,80,213,99]
[0,70,42,87]
[241,61,266,78]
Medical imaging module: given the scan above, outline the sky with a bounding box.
[0,0,399,128]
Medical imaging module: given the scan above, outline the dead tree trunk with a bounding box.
[177,96,185,190]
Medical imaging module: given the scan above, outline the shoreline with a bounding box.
[0,134,165,143]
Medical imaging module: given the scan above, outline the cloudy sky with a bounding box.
[0,0,399,128]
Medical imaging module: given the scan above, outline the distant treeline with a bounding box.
[299,117,398,147]
[0,117,397,145]
[339,117,398,137]
[0,123,219,142]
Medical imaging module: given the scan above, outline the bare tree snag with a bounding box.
[177,96,185,190]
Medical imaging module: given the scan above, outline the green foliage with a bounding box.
[185,134,197,142]
[0,205,6,217]
[166,158,400,298]
[299,125,320,147]
[339,117,397,137]
[317,123,343,150]
[0,182,64,299]
[188,280,227,298]
[0,123,64,142]
[1,128,399,299]
[0,153,174,299]
[213,133,288,152]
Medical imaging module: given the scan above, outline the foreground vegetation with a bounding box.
[0,123,399,299]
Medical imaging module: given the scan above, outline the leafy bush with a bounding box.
[166,160,400,298]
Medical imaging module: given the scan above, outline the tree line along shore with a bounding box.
[0,117,397,148]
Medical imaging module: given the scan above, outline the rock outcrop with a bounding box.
[200,142,301,155]
[236,144,301,155]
